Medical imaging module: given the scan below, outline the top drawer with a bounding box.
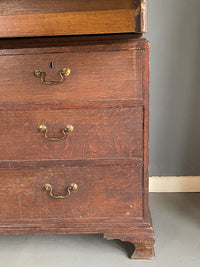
[0,49,143,103]
[0,0,147,37]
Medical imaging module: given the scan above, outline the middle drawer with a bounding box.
[0,107,143,161]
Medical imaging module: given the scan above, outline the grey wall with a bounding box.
[146,0,200,176]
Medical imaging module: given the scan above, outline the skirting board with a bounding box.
[149,176,200,192]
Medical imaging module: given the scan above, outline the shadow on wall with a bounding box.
[147,0,200,176]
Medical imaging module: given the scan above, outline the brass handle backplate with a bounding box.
[34,67,70,85]
[44,183,78,199]
[38,124,73,141]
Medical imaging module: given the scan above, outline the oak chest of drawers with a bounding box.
[0,34,155,259]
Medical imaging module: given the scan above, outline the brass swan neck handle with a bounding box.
[38,124,74,141]
[34,68,70,85]
[44,183,78,199]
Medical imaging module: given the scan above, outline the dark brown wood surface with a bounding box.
[0,49,143,103]
[0,34,144,50]
[0,165,143,220]
[0,107,143,161]
[0,36,154,259]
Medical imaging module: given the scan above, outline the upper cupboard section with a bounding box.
[0,0,147,37]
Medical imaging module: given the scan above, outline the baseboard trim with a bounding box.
[149,176,200,192]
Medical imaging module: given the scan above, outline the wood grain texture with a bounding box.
[0,0,148,37]
[104,230,155,260]
[0,34,145,51]
[0,107,143,161]
[140,0,148,32]
[0,165,143,220]
[0,49,143,103]
[1,0,134,14]
[142,42,150,220]
[132,245,155,259]
[0,158,142,169]
[0,217,154,238]
[0,100,144,112]
[0,10,136,38]
[0,36,154,259]
[102,38,154,259]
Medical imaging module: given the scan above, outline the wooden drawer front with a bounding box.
[0,165,143,220]
[0,107,143,161]
[0,50,143,103]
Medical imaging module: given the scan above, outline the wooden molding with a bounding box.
[149,176,200,192]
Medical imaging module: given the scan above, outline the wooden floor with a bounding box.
[0,193,199,266]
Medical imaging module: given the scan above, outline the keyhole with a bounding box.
[49,62,54,69]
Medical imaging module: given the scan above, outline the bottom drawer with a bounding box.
[0,164,143,221]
